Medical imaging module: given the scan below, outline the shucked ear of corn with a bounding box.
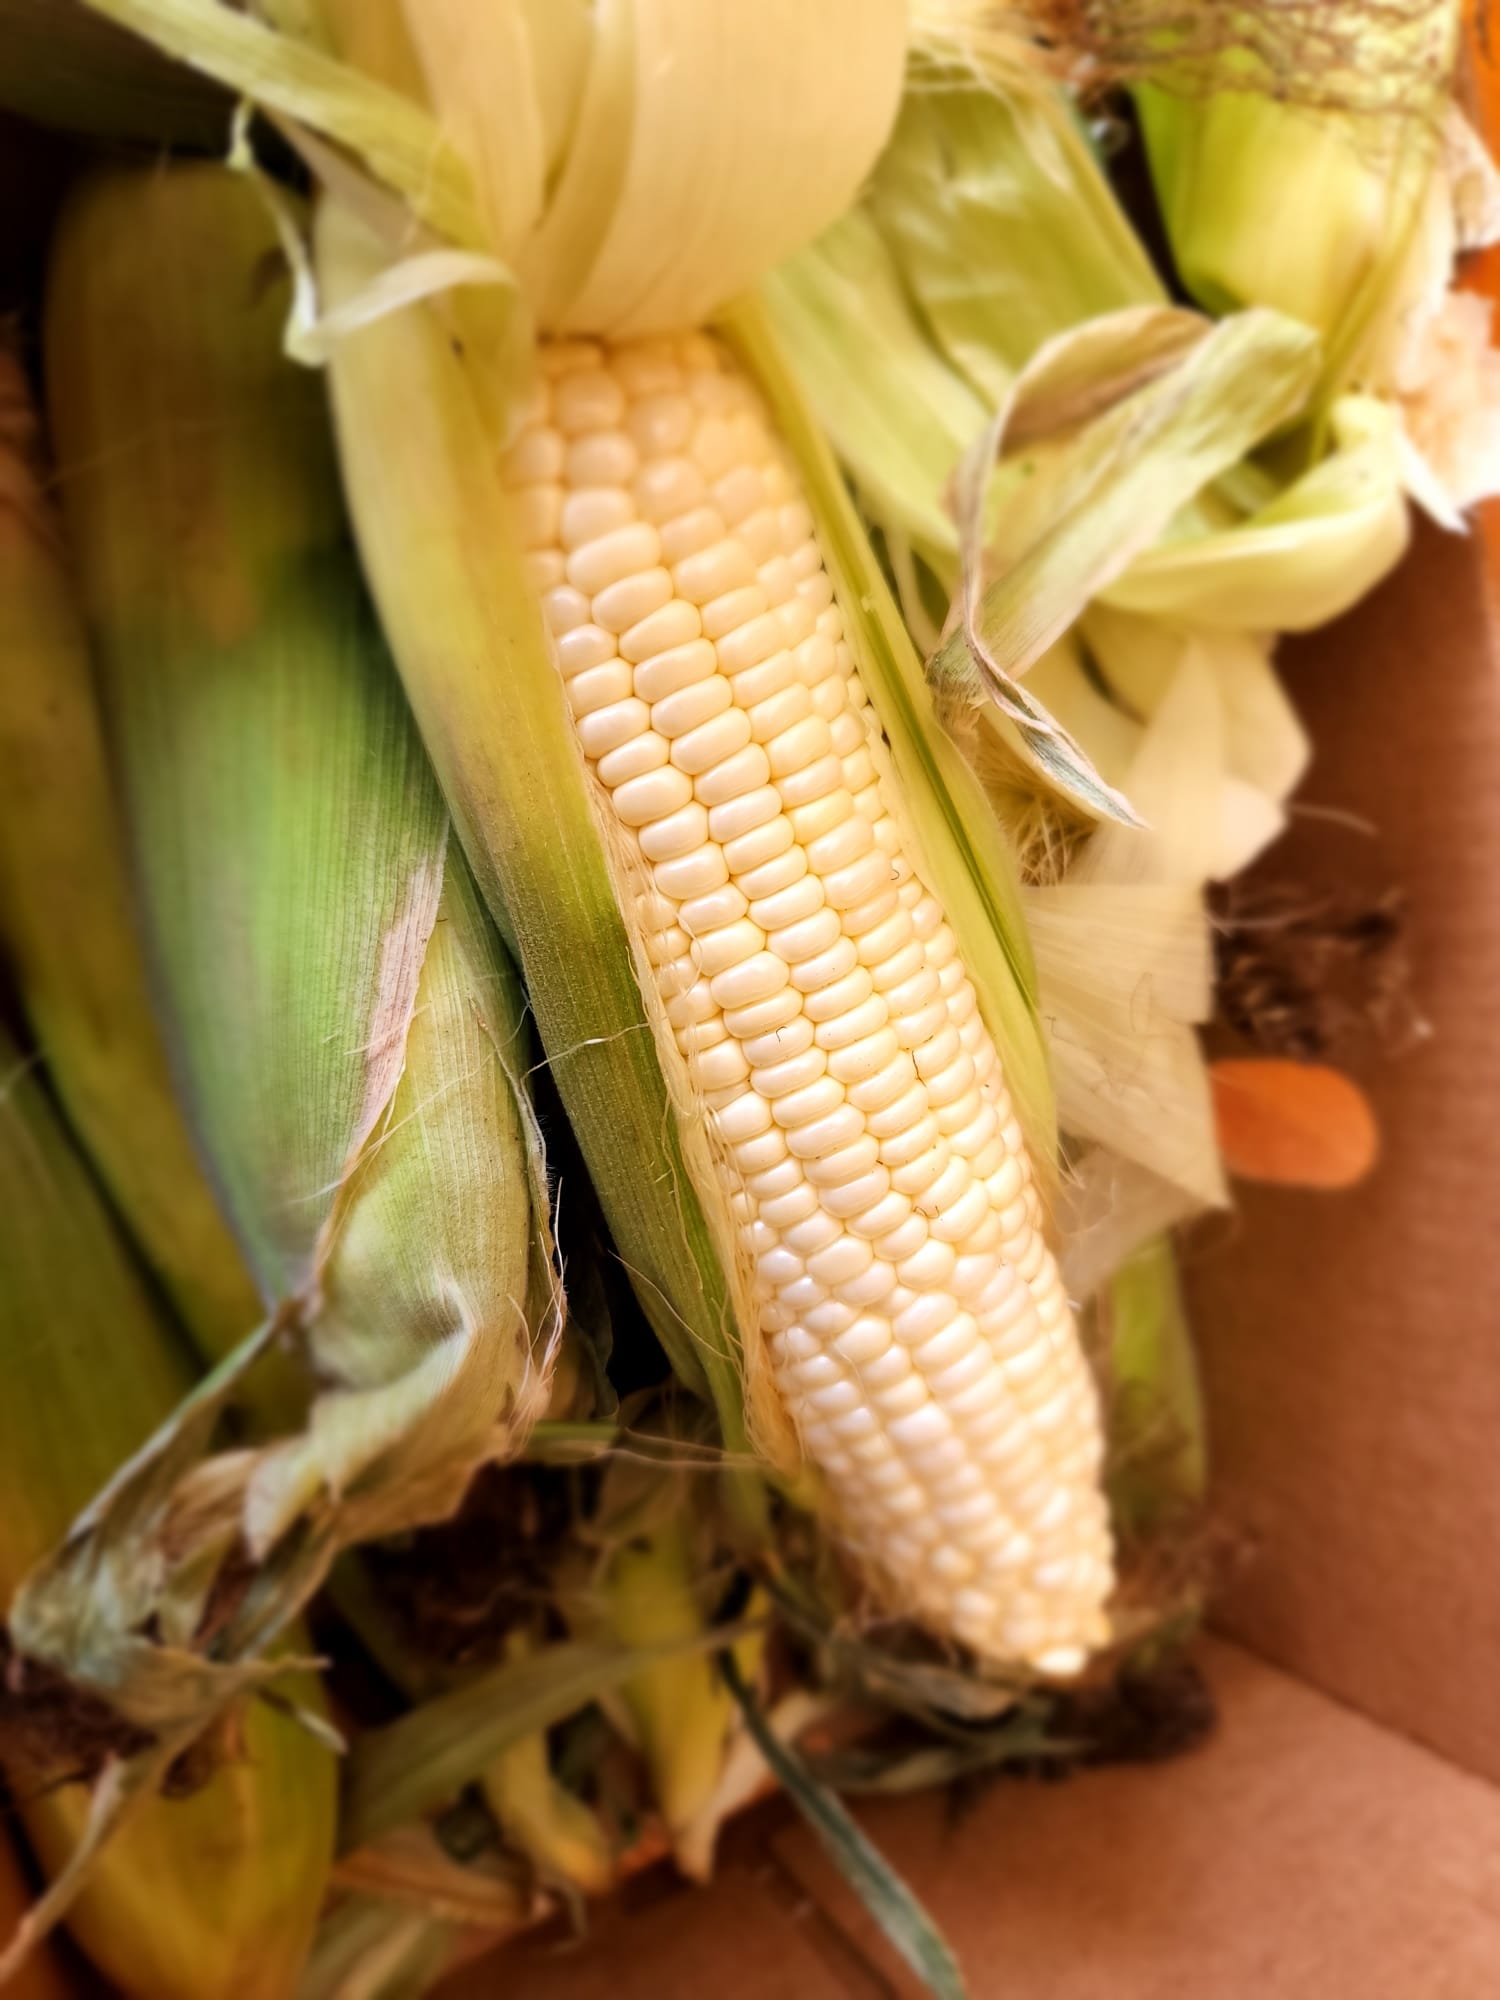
[42,163,549,1570]
[0,340,269,1388]
[306,0,1112,1674]
[0,1027,336,1998]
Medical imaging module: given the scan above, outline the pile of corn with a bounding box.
[0,1,1489,1992]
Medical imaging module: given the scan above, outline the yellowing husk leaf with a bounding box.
[482,1705,616,1897]
[0,340,269,1391]
[590,1510,756,1878]
[1103,1234,1206,1539]
[0,1030,336,1998]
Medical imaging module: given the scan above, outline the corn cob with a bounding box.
[0,1027,335,1998]
[488,333,1110,1672]
[0,337,270,1387]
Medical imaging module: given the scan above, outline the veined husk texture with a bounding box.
[44,163,550,1559]
[0,338,269,1387]
[0,1027,335,2000]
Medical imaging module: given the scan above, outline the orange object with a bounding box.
[1210,1058,1380,1189]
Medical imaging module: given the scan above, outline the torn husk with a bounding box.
[0,1026,336,1998]
[21,162,553,1738]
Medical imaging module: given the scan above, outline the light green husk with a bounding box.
[0,340,270,1390]
[47,162,548,1514]
[8,166,552,1818]
[0,1030,336,1999]
[1105,1233,1207,1538]
[1133,1,1461,399]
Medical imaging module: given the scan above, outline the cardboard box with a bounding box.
[436,525,1500,1998]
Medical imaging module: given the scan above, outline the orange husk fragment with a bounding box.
[1210,1058,1380,1189]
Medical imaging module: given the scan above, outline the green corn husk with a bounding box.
[1105,1233,1206,1541]
[0,1030,336,1998]
[1132,2,1461,399]
[45,163,545,1517]
[0,338,272,1389]
[8,164,551,1805]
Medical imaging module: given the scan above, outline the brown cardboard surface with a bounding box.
[1186,521,1500,1780]
[440,1640,1500,1998]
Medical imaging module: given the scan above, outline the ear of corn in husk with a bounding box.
[1132,2,1460,386]
[0,1027,337,1997]
[578,1472,764,1884]
[0,334,276,1400]
[1129,0,1500,513]
[14,162,551,1745]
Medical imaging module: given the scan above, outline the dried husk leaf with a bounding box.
[0,342,268,1388]
[296,1894,463,2000]
[0,1033,335,1999]
[928,306,1323,802]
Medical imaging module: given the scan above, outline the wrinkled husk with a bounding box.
[0,1029,336,1998]
[0,340,270,1392]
